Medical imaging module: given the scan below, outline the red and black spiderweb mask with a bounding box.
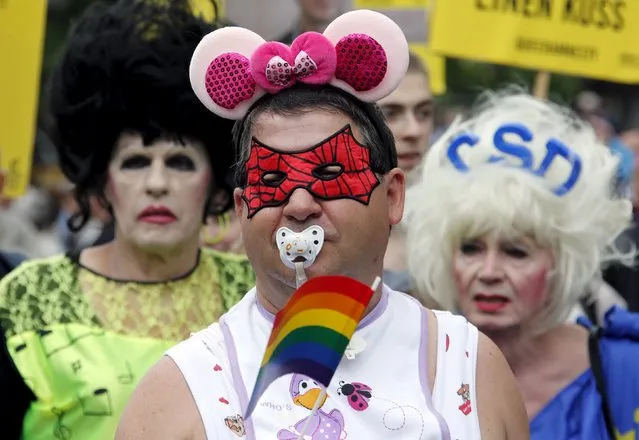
[241,125,380,218]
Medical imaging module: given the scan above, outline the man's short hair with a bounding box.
[407,52,428,77]
[232,84,398,187]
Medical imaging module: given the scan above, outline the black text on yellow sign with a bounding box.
[474,0,625,30]
[430,0,639,83]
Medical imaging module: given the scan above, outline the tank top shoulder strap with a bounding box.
[166,324,247,439]
[431,311,482,439]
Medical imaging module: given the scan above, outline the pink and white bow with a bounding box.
[190,10,410,120]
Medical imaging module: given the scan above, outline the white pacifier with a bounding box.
[276,226,325,287]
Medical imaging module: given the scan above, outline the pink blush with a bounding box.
[518,265,551,306]
[452,254,472,298]
[106,173,119,204]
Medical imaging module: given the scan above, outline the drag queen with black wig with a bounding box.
[406,90,639,439]
[0,1,254,438]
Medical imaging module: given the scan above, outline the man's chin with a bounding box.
[272,265,331,288]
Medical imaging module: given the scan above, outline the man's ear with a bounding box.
[385,168,406,226]
[233,188,245,220]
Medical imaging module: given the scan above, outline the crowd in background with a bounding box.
[2,1,637,265]
[1,1,639,439]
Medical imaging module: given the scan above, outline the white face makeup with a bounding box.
[106,133,212,252]
[453,234,554,333]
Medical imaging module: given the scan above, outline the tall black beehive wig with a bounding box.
[47,0,235,231]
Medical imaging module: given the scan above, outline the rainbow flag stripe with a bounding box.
[245,275,375,418]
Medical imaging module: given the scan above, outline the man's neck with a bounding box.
[384,227,407,273]
[255,276,384,317]
[85,236,200,282]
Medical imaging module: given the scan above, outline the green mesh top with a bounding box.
[0,247,255,440]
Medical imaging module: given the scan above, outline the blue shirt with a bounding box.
[530,307,639,439]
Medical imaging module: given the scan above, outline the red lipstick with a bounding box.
[137,205,177,225]
[473,294,510,313]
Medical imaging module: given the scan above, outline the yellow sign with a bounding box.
[355,0,430,7]
[430,0,639,84]
[150,0,224,21]
[189,0,225,21]
[0,0,46,198]
[352,0,447,94]
[409,43,446,96]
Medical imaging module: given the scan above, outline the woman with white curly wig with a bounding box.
[405,90,639,439]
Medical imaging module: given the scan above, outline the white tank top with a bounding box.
[167,285,481,439]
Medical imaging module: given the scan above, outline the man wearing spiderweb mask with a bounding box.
[119,10,528,440]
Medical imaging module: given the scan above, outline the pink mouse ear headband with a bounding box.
[189,10,410,120]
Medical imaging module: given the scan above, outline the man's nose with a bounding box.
[401,112,422,140]
[282,188,322,222]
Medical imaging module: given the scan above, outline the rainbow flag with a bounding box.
[244,275,375,418]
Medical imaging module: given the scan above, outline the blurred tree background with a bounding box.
[38,0,584,116]
[34,0,118,168]
[444,59,583,107]
[38,0,638,155]
[41,0,115,99]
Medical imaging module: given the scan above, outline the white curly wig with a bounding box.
[405,89,634,329]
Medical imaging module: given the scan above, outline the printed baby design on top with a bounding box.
[457,383,472,416]
[224,414,246,437]
[336,380,372,411]
[277,374,347,440]
[335,378,427,438]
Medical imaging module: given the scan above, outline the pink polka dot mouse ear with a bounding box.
[190,27,268,120]
[322,10,409,102]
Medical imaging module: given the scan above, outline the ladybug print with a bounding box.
[337,380,372,411]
